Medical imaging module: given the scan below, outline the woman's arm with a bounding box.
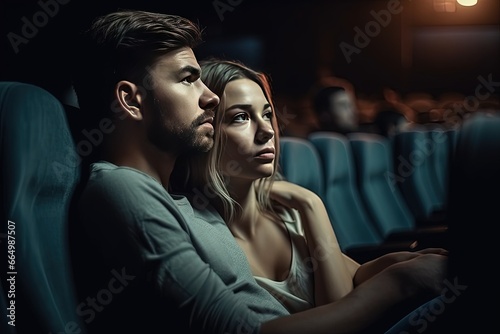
[353,248,448,286]
[270,181,358,304]
[261,252,447,334]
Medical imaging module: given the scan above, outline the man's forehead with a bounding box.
[154,47,201,72]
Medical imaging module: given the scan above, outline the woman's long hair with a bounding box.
[171,58,282,223]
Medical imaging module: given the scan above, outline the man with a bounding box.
[72,9,447,334]
[71,10,288,333]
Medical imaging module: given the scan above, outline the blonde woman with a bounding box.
[171,58,447,332]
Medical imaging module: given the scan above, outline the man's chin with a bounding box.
[192,136,214,153]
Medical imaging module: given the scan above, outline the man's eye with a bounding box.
[182,76,197,84]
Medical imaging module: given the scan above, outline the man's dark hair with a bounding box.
[72,10,202,120]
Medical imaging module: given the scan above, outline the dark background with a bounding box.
[1,0,499,112]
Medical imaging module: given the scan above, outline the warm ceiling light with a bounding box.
[434,0,456,12]
[457,0,478,6]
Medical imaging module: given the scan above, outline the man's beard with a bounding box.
[147,99,214,154]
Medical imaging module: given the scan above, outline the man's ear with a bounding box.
[115,80,144,121]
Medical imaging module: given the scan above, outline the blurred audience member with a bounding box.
[373,103,411,138]
[312,85,359,134]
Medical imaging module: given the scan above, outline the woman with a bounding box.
[172,58,447,330]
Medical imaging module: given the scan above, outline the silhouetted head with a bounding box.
[313,85,357,133]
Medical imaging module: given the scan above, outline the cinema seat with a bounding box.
[392,129,445,222]
[279,136,324,198]
[0,82,86,334]
[348,133,448,248]
[308,132,423,263]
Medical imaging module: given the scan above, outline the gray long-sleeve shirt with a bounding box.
[77,161,289,334]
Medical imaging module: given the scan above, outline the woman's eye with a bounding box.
[233,113,250,123]
[263,110,273,120]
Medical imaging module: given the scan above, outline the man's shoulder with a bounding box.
[85,161,166,196]
[88,161,159,185]
[80,161,179,212]
[78,161,193,233]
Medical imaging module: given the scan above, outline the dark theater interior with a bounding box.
[1,0,499,333]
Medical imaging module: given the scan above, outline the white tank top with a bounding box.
[254,207,315,313]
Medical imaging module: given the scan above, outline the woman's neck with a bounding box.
[226,179,261,240]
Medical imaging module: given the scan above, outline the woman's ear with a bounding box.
[114,80,144,121]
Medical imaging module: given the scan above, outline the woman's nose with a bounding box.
[256,121,274,143]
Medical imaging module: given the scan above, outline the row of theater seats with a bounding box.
[279,126,458,262]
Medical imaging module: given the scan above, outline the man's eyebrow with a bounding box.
[178,65,201,76]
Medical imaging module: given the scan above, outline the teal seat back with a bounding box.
[392,130,443,220]
[279,137,324,198]
[428,127,454,208]
[309,132,383,251]
[0,82,86,333]
[348,133,415,239]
